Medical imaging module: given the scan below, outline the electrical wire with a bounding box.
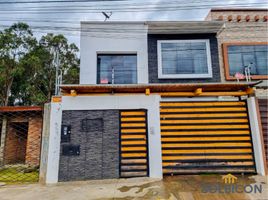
[0,0,127,4]
[1,3,266,14]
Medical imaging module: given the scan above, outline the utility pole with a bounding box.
[54,47,61,95]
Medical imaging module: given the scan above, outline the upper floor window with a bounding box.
[97,54,137,84]
[157,40,212,79]
[223,43,268,80]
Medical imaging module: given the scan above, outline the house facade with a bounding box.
[206,8,268,166]
[40,9,267,183]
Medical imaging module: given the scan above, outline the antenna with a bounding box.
[102,12,112,21]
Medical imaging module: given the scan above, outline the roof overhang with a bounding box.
[0,106,43,113]
[80,21,224,34]
[60,82,260,97]
[146,21,224,34]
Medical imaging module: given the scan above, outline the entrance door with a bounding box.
[160,101,256,174]
[119,110,149,178]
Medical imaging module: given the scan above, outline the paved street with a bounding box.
[0,175,267,200]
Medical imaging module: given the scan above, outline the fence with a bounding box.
[0,107,43,183]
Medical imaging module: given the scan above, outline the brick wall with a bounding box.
[25,116,43,166]
[147,33,221,83]
[4,125,26,164]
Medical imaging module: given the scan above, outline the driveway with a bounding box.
[0,175,267,200]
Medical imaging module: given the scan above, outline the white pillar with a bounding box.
[247,97,266,175]
[46,102,62,183]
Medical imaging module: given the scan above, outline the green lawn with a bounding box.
[0,166,39,184]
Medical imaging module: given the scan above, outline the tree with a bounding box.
[37,33,79,102]
[0,23,36,106]
[0,23,80,106]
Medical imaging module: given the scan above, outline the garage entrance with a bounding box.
[119,110,149,178]
[160,101,256,175]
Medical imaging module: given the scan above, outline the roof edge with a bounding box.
[210,7,268,12]
[0,106,43,113]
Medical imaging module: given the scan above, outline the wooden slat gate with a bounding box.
[160,101,256,174]
[119,110,149,178]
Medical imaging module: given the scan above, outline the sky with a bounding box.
[0,0,267,47]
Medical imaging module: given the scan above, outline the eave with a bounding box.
[60,82,260,97]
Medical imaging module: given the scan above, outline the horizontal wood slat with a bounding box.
[121,123,146,127]
[121,117,146,121]
[160,107,247,113]
[162,155,253,160]
[161,130,250,135]
[121,147,147,151]
[162,149,252,154]
[160,102,246,107]
[121,129,146,133]
[162,143,252,148]
[160,113,248,118]
[121,111,146,116]
[120,110,148,178]
[161,136,251,142]
[161,119,248,124]
[161,124,249,130]
[160,101,256,175]
[163,161,254,167]
[162,169,255,174]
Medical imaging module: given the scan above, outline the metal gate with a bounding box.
[119,110,149,178]
[160,101,256,175]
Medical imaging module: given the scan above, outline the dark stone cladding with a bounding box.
[147,34,221,83]
[58,110,119,182]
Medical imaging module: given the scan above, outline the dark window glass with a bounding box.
[97,54,137,84]
[227,45,268,76]
[161,41,209,75]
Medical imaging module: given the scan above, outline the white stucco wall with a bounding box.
[247,97,266,175]
[80,22,149,84]
[45,94,163,183]
[46,102,62,183]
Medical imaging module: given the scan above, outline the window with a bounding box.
[157,40,212,79]
[97,54,137,84]
[223,43,268,80]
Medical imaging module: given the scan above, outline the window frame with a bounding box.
[157,39,213,79]
[222,42,268,80]
[96,52,138,84]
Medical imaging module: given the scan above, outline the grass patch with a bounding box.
[0,165,39,184]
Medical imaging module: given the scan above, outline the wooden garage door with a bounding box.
[119,110,149,178]
[160,101,256,174]
[258,99,268,164]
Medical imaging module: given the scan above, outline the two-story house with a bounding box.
[40,11,267,183]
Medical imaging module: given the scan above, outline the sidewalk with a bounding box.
[0,175,267,200]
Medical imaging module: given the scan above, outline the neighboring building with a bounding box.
[206,8,268,166]
[0,107,43,167]
[41,12,267,183]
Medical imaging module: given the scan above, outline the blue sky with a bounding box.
[0,0,267,47]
